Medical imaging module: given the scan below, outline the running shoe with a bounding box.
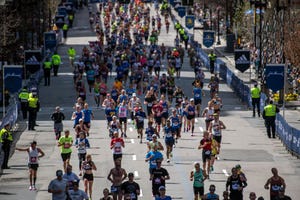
[167,159,170,163]
[29,185,33,191]
[32,185,37,191]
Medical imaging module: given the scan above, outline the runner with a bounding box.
[193,81,203,117]
[155,186,172,200]
[190,162,207,200]
[147,134,164,152]
[151,159,170,198]
[48,170,68,200]
[198,131,212,178]
[109,116,121,138]
[128,93,141,122]
[208,113,226,157]
[226,167,248,200]
[51,106,66,140]
[82,154,97,199]
[185,98,196,136]
[75,132,90,175]
[68,180,89,200]
[100,188,113,200]
[264,168,286,200]
[121,172,141,200]
[107,158,128,200]
[203,184,220,200]
[71,105,84,128]
[118,100,128,137]
[168,109,181,143]
[163,120,175,163]
[82,103,94,136]
[134,106,147,143]
[58,130,73,171]
[110,131,125,161]
[202,102,214,131]
[15,141,45,190]
[62,165,80,192]
[152,100,163,135]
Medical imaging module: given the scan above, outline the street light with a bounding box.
[217,8,221,45]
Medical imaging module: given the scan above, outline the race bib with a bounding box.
[154,178,161,184]
[30,157,37,163]
[204,150,211,155]
[232,183,239,190]
[64,143,71,148]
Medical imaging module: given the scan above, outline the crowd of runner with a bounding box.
[9,1,291,200]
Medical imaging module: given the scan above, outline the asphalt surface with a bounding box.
[0,3,300,200]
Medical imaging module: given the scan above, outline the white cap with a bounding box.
[132,93,136,97]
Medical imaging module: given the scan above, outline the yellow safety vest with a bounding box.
[44,61,52,69]
[28,97,38,108]
[19,90,29,102]
[208,53,216,61]
[63,24,68,31]
[68,15,74,20]
[68,48,76,57]
[52,54,61,65]
[179,28,185,35]
[264,104,276,117]
[251,87,260,98]
[0,128,13,142]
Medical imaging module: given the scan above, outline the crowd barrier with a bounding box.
[195,46,300,158]
[0,97,18,129]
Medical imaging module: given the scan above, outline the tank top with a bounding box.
[118,105,127,118]
[28,147,39,164]
[193,169,204,187]
[77,138,88,154]
[83,161,93,171]
[206,107,214,120]
[164,127,173,139]
[206,193,218,200]
[270,177,284,196]
[111,121,118,131]
[212,120,222,136]
[94,82,100,94]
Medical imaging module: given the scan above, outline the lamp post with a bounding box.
[217,8,221,45]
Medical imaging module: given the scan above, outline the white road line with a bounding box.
[131,139,135,144]
[139,189,143,197]
[222,169,229,177]
[132,155,136,160]
[129,127,133,132]
[199,127,204,132]
[195,118,198,123]
[134,171,139,177]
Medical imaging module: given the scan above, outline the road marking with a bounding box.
[127,119,132,123]
[131,139,135,144]
[134,171,139,177]
[139,189,143,197]
[234,107,241,110]
[195,118,198,123]
[129,127,133,132]
[222,169,229,177]
[199,127,204,132]
[132,155,136,160]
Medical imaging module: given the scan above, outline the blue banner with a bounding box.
[44,32,57,52]
[177,6,186,18]
[185,15,195,29]
[3,65,23,94]
[203,31,215,48]
[235,50,251,73]
[265,64,285,92]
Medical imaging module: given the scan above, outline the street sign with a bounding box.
[185,15,195,29]
[234,50,251,73]
[177,6,186,18]
[202,30,215,48]
[265,64,285,92]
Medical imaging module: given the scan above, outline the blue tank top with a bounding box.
[193,87,202,100]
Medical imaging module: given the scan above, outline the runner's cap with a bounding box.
[152,134,157,138]
[132,93,136,97]
[56,170,63,177]
[159,186,166,191]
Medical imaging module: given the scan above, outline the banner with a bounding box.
[44,32,57,52]
[185,15,195,29]
[202,31,214,48]
[265,64,285,92]
[24,50,42,74]
[3,65,23,94]
[234,50,250,73]
[177,6,186,18]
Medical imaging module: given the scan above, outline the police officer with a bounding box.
[68,47,76,67]
[208,51,217,74]
[62,23,69,41]
[0,123,13,169]
[51,52,61,76]
[28,93,40,131]
[263,100,279,138]
[18,86,29,119]
[43,58,52,86]
[251,83,261,117]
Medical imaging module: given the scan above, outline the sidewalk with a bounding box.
[170,6,300,157]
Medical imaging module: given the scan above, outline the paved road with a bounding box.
[0,3,300,200]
